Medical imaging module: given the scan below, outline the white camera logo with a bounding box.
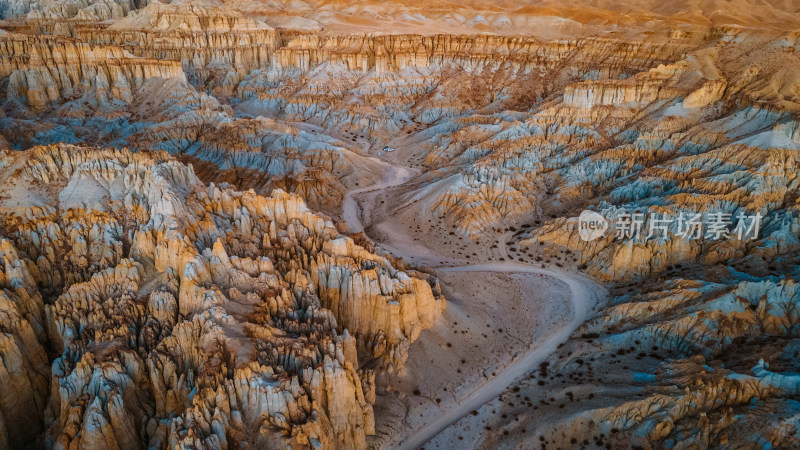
[578,210,608,242]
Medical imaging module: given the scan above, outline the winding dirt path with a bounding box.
[343,155,606,449]
[342,159,418,234]
[395,263,602,449]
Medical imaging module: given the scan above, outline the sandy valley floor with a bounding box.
[338,140,604,448]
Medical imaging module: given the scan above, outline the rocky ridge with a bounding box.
[0,144,443,448]
[0,6,699,207]
[408,26,800,450]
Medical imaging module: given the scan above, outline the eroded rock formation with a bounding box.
[0,238,49,448]
[0,144,443,448]
[469,273,800,449]
[1,0,800,448]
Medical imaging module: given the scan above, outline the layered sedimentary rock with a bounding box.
[0,8,699,211]
[0,144,443,448]
[0,32,185,108]
[406,28,799,238]
[71,2,281,94]
[168,0,800,37]
[0,28,360,207]
[0,0,143,20]
[399,24,800,450]
[0,238,49,449]
[471,274,800,449]
[236,31,696,139]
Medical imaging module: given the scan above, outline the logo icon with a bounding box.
[578,210,608,241]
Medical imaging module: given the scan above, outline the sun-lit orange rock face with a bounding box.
[1,0,800,448]
[0,144,443,449]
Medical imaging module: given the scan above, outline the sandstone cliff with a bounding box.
[73,2,280,94]
[0,32,185,108]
